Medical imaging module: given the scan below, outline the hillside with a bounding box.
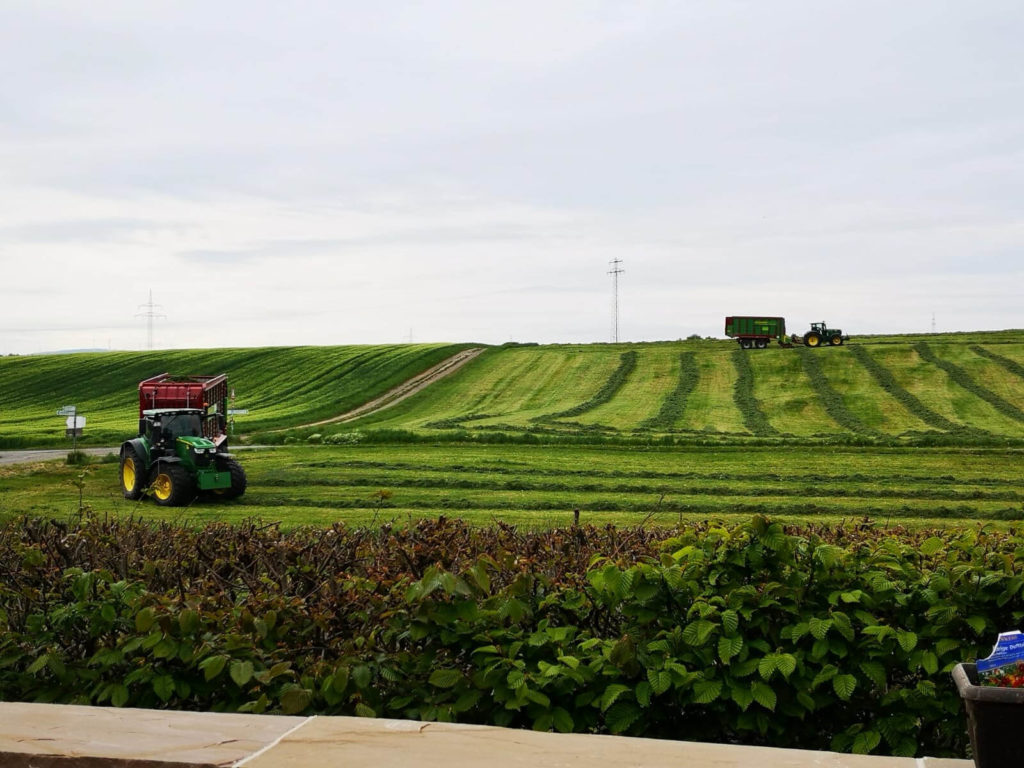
[1,332,1022,448]
[345,333,1024,444]
[0,344,475,448]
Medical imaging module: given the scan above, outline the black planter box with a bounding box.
[953,662,1024,767]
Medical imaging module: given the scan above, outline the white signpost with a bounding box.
[227,408,249,435]
[56,405,83,451]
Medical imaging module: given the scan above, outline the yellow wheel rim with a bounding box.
[152,472,172,500]
[807,336,819,347]
[122,458,136,490]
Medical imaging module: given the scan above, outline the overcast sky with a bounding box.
[1,1,1021,354]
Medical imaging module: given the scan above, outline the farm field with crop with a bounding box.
[3,443,1021,528]
[0,330,1021,529]
[344,333,1024,444]
[0,332,1021,449]
[0,343,475,448]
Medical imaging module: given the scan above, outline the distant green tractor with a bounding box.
[120,374,246,506]
[799,322,849,348]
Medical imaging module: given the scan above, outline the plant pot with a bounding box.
[953,662,1024,767]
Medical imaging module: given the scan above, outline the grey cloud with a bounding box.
[0,218,171,245]
[176,226,552,264]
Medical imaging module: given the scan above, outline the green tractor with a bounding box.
[799,321,849,348]
[120,373,246,506]
[120,409,246,506]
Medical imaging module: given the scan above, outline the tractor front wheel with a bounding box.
[214,457,247,500]
[830,334,843,346]
[120,445,146,500]
[805,332,821,348]
[150,463,196,507]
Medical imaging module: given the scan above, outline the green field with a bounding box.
[1,331,1021,529]
[347,335,1024,444]
[0,343,473,447]
[4,443,1021,528]
[2,333,1021,448]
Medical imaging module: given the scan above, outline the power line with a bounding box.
[135,289,166,350]
[608,258,624,343]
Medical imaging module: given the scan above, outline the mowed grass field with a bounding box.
[1,331,1021,531]
[2,443,1021,529]
[2,332,1021,447]
[350,334,1024,442]
[0,343,474,447]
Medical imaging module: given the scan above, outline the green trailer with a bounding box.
[724,316,789,349]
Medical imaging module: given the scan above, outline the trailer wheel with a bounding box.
[120,445,146,500]
[214,457,247,500]
[740,339,753,349]
[150,463,196,507]
[805,332,821,348]
[755,339,768,349]
[830,334,843,346]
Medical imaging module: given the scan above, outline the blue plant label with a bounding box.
[977,631,1024,673]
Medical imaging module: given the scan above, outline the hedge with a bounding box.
[1,515,1019,759]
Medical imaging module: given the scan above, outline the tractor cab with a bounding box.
[141,408,204,447]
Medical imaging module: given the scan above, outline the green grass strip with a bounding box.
[539,351,638,422]
[849,346,964,433]
[641,352,699,429]
[970,345,1024,381]
[797,349,878,436]
[303,458,1024,487]
[731,349,777,436]
[244,494,1020,520]
[915,342,1024,424]
[262,474,1024,502]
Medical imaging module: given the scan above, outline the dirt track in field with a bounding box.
[286,347,485,430]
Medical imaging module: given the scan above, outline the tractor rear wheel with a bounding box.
[150,463,196,507]
[805,332,821,348]
[830,334,843,346]
[120,445,146,500]
[214,457,247,500]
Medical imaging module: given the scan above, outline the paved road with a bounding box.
[0,447,120,466]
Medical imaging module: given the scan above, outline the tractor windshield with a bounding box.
[162,413,203,439]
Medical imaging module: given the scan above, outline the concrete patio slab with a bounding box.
[241,715,974,768]
[0,703,974,768]
[0,702,305,768]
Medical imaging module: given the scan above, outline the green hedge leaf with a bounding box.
[229,660,254,688]
[430,669,462,689]
[833,674,857,700]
